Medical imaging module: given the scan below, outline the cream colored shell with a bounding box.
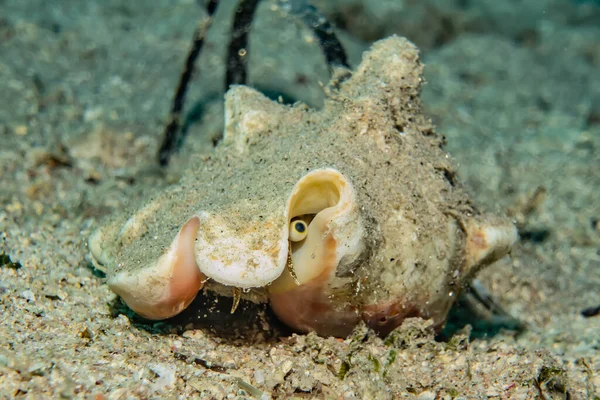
[89,36,518,336]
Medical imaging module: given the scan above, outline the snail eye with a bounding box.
[289,220,308,242]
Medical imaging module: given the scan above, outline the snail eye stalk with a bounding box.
[289,219,308,242]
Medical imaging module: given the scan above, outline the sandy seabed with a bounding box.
[1,0,599,398]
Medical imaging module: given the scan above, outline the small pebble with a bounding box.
[20,290,36,302]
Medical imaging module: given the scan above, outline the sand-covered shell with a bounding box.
[89,36,517,337]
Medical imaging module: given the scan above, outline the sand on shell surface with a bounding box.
[1,0,599,398]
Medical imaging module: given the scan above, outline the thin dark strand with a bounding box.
[582,304,600,318]
[206,0,219,15]
[291,3,349,70]
[226,0,261,87]
[158,2,220,166]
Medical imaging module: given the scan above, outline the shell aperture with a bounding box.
[268,169,366,336]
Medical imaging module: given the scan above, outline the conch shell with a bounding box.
[89,36,517,337]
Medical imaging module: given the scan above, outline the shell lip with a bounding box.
[194,211,289,289]
[195,239,289,289]
[107,216,205,320]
